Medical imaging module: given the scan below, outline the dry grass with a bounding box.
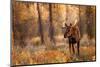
[12,35,95,65]
[12,44,95,66]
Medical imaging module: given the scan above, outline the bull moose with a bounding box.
[64,22,81,56]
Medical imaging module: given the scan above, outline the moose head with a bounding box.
[64,23,72,38]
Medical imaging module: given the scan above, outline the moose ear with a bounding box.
[65,23,68,27]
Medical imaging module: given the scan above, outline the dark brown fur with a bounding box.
[64,23,80,56]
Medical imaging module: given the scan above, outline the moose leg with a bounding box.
[69,43,72,56]
[72,44,75,55]
[77,41,80,56]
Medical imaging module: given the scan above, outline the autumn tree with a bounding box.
[86,6,96,39]
[37,3,44,44]
[49,4,55,43]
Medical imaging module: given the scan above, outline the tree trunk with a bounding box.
[49,4,55,43]
[86,6,93,39]
[37,3,44,44]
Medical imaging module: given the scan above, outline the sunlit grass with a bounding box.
[12,43,95,65]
